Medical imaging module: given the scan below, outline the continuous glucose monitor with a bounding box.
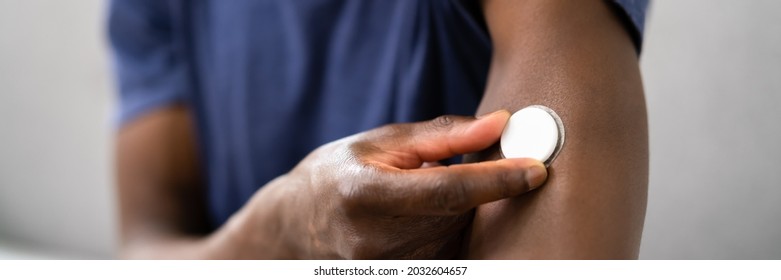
[500,105,565,167]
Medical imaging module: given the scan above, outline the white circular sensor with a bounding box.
[500,105,565,166]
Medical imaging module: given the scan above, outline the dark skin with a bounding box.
[116,0,647,259]
[465,0,648,258]
[118,107,545,259]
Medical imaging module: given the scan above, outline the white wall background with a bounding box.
[639,0,781,259]
[0,0,115,258]
[0,0,779,259]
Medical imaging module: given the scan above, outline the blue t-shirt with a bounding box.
[109,0,648,228]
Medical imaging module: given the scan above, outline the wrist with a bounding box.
[213,174,307,259]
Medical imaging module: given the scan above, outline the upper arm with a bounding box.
[465,0,648,259]
[109,0,208,252]
[116,106,210,251]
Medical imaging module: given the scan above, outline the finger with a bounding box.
[412,110,510,161]
[365,157,548,216]
[373,110,511,168]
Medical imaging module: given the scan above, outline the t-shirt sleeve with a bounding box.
[610,0,650,52]
[107,0,191,126]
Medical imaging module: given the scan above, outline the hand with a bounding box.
[233,110,548,259]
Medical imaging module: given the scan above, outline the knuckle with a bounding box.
[430,115,455,129]
[336,166,385,216]
[337,183,359,207]
[345,141,377,157]
[336,181,370,216]
[333,170,364,211]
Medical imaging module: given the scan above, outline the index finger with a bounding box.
[362,158,548,216]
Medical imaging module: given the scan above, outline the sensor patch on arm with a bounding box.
[500,105,565,167]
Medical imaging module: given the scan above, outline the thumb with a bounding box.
[407,110,510,163]
[364,110,510,169]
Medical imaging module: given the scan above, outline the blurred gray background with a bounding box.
[0,0,779,259]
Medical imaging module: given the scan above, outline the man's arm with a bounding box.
[118,106,309,259]
[117,105,548,259]
[116,106,244,258]
[116,105,208,258]
[465,0,648,258]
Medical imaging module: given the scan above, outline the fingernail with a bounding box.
[525,164,548,189]
[477,109,509,119]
